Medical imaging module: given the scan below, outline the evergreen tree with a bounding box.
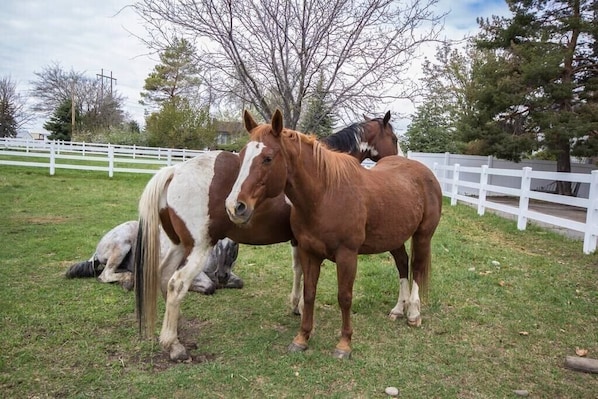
[474,0,598,193]
[140,38,202,110]
[0,98,17,137]
[44,100,79,141]
[299,76,335,138]
[412,42,483,152]
[142,38,214,148]
[405,101,459,153]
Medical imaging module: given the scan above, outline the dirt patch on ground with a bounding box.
[14,215,70,224]
[108,317,217,372]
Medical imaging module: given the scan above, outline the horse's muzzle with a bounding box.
[226,200,252,225]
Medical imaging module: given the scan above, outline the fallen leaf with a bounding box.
[575,347,588,357]
[499,280,505,287]
[519,331,529,336]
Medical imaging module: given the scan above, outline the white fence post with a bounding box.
[49,140,56,176]
[451,163,460,206]
[478,165,489,216]
[518,167,532,230]
[108,145,114,178]
[583,170,598,254]
[167,149,173,166]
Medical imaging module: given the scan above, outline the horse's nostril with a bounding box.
[235,202,247,216]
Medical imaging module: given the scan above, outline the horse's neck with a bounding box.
[283,143,326,210]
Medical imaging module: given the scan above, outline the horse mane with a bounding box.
[282,128,362,187]
[320,123,364,153]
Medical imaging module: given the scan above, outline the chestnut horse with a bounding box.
[226,110,442,359]
[135,112,401,361]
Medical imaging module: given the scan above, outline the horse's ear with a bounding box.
[383,111,391,125]
[243,110,258,133]
[271,109,283,137]
[363,114,372,121]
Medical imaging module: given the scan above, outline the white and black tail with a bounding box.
[134,165,176,338]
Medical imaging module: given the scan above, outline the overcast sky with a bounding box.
[0,0,510,134]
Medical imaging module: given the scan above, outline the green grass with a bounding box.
[0,165,596,398]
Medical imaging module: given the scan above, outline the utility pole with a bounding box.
[70,79,76,135]
[96,69,117,99]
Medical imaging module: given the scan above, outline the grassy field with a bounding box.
[0,165,596,398]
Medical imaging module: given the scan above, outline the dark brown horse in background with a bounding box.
[226,110,442,359]
[135,112,401,361]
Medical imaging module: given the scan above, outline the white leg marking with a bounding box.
[389,278,410,320]
[289,245,303,315]
[407,281,421,327]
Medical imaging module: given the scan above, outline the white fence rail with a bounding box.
[0,138,205,177]
[432,162,598,254]
[1,138,596,254]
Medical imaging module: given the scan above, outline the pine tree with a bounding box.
[44,100,78,141]
[141,38,214,148]
[299,76,335,138]
[140,38,202,109]
[474,0,598,193]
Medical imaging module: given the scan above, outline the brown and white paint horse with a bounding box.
[135,112,401,361]
[226,110,442,359]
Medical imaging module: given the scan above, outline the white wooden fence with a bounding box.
[431,162,598,254]
[1,138,596,254]
[0,138,204,177]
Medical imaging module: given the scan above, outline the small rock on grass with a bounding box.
[384,386,399,396]
[513,389,529,397]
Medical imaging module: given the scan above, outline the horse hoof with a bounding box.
[121,280,134,291]
[333,348,352,360]
[287,342,308,353]
[292,307,302,316]
[407,316,422,327]
[388,312,404,321]
[169,343,190,362]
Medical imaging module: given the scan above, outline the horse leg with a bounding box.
[288,249,322,353]
[189,271,217,294]
[407,235,433,327]
[158,245,186,299]
[223,272,244,289]
[98,249,132,286]
[289,243,303,315]
[388,245,410,320]
[332,248,357,359]
[160,246,210,361]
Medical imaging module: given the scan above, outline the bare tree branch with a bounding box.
[133,0,445,128]
[0,76,34,136]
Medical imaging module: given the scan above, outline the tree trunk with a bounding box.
[556,135,572,196]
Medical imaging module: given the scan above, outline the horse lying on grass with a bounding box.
[65,220,242,294]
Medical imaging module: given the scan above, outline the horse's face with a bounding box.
[363,111,400,160]
[225,110,287,225]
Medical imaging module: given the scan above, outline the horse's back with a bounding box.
[356,156,442,252]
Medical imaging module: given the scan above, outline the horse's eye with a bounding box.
[263,156,272,165]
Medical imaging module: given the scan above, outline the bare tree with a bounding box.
[30,62,126,131]
[0,76,33,137]
[133,0,445,128]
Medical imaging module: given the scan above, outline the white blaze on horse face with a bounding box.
[225,141,265,211]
